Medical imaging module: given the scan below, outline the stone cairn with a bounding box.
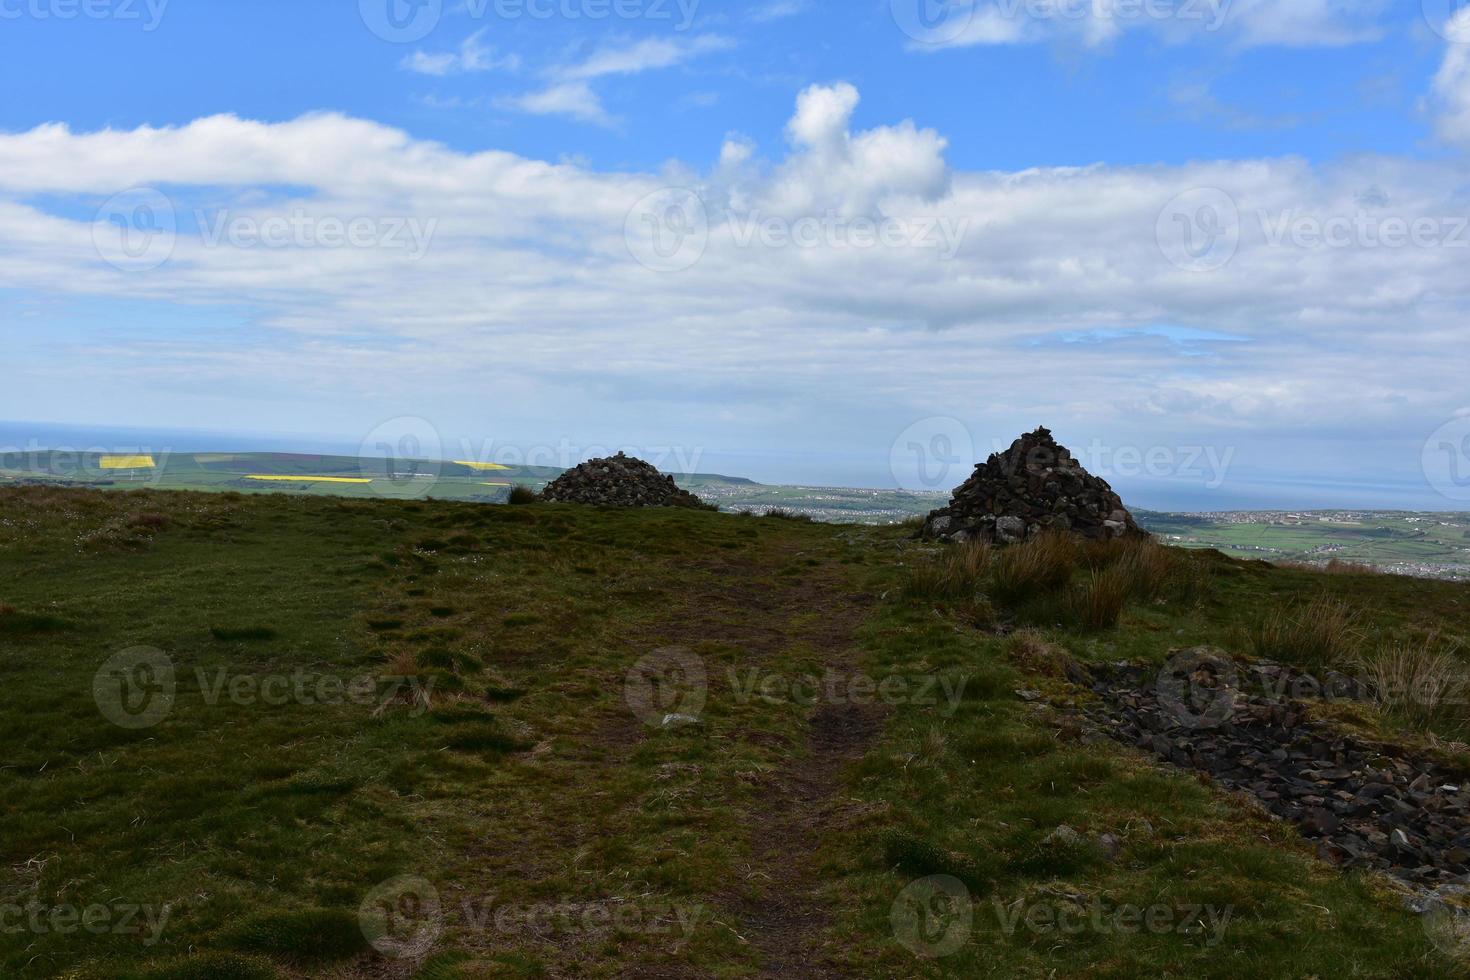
[922,427,1143,544]
[540,452,710,509]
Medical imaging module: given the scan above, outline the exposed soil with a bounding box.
[740,699,883,978]
[619,547,882,977]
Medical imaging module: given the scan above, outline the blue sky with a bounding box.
[3,0,1470,508]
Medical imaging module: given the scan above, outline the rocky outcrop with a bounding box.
[922,427,1143,543]
[540,453,711,509]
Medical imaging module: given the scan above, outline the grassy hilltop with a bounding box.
[3,485,1470,977]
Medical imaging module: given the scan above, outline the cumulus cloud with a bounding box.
[745,83,952,215]
[0,84,1467,493]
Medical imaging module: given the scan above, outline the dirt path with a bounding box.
[537,538,886,977]
[629,547,883,977]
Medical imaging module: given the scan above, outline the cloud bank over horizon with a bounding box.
[2,2,1469,507]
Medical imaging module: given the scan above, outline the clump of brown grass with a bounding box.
[1005,629,1081,678]
[1161,551,1215,607]
[1115,539,1175,600]
[990,533,1077,606]
[1248,594,1364,670]
[507,485,538,505]
[1069,566,1131,630]
[902,541,993,603]
[1357,637,1468,732]
[384,648,422,678]
[0,603,14,617]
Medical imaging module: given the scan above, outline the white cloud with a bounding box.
[502,35,733,126]
[401,29,517,77]
[1,85,1468,491]
[1433,10,1470,147]
[752,0,808,21]
[499,81,613,126]
[1223,0,1384,47]
[752,83,951,215]
[912,0,1384,51]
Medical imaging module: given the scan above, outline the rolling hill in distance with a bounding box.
[3,439,1468,581]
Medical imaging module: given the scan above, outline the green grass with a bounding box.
[1,485,1469,976]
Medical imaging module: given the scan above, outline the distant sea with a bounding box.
[0,420,1457,513]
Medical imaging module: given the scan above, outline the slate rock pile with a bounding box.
[540,453,709,509]
[1083,649,1470,888]
[922,427,1143,544]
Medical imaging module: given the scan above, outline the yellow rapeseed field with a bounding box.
[245,475,372,484]
[99,455,156,469]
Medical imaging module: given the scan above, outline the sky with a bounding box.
[2,0,1470,509]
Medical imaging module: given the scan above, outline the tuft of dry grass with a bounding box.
[990,533,1077,606]
[902,541,993,603]
[1248,594,1364,670]
[507,485,538,505]
[1115,539,1175,601]
[384,648,422,678]
[1004,629,1081,678]
[1357,637,1469,733]
[1069,567,1130,630]
[0,603,14,617]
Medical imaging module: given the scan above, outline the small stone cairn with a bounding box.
[922,427,1144,543]
[540,452,710,509]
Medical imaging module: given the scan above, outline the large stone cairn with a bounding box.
[540,452,709,509]
[922,427,1143,543]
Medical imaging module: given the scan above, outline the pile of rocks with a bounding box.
[1083,650,1470,888]
[922,427,1142,544]
[540,453,710,509]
